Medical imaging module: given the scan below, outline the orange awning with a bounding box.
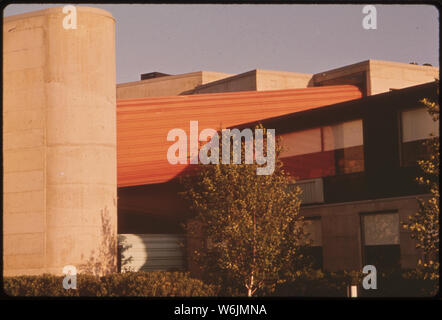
[117,85,362,187]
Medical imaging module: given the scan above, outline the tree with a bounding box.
[180,126,311,296]
[402,90,439,295]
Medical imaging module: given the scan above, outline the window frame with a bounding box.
[359,210,401,270]
[398,106,439,167]
[279,118,366,180]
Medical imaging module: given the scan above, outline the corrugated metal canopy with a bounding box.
[117,85,362,187]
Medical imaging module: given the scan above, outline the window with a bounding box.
[323,120,365,175]
[361,212,400,271]
[280,120,364,180]
[401,107,439,167]
[303,218,323,270]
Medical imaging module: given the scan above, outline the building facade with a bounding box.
[3,6,439,277]
[117,78,439,274]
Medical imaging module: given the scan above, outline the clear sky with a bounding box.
[4,4,439,84]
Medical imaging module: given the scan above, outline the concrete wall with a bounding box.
[3,7,117,276]
[256,70,313,91]
[368,60,439,95]
[301,195,423,272]
[192,70,258,94]
[192,69,313,94]
[313,60,439,96]
[117,60,437,99]
[117,71,232,99]
[202,71,236,87]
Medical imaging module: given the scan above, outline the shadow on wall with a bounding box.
[79,206,117,275]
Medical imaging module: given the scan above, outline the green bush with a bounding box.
[3,272,217,297]
[358,269,437,297]
[274,269,363,297]
[274,268,437,297]
[5,269,434,297]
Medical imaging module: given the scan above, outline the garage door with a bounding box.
[118,234,186,272]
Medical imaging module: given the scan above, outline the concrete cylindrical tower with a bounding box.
[3,7,117,276]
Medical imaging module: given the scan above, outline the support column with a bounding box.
[3,6,117,276]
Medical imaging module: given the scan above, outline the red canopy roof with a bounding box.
[117,85,362,187]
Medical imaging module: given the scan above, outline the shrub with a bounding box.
[3,271,217,297]
[274,269,363,297]
[5,269,433,298]
[358,269,437,298]
[274,268,436,297]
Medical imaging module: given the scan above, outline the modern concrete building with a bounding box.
[117,81,439,274]
[3,6,439,277]
[116,65,439,274]
[185,69,314,94]
[116,69,314,99]
[116,71,233,99]
[117,59,438,98]
[115,60,438,274]
[238,81,439,272]
[312,59,439,95]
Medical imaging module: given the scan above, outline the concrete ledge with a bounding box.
[4,6,114,23]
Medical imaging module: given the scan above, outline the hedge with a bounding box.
[274,269,437,297]
[274,269,363,297]
[4,270,436,297]
[3,272,217,297]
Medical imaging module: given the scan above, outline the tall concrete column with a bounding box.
[3,7,117,276]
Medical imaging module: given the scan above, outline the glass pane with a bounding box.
[402,139,433,167]
[323,119,363,151]
[280,119,364,179]
[334,145,365,174]
[364,245,401,271]
[280,128,322,157]
[363,213,399,245]
[281,151,336,180]
[402,107,439,143]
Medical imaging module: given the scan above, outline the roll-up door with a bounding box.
[118,234,186,272]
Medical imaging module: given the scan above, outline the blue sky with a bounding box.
[4,4,439,84]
